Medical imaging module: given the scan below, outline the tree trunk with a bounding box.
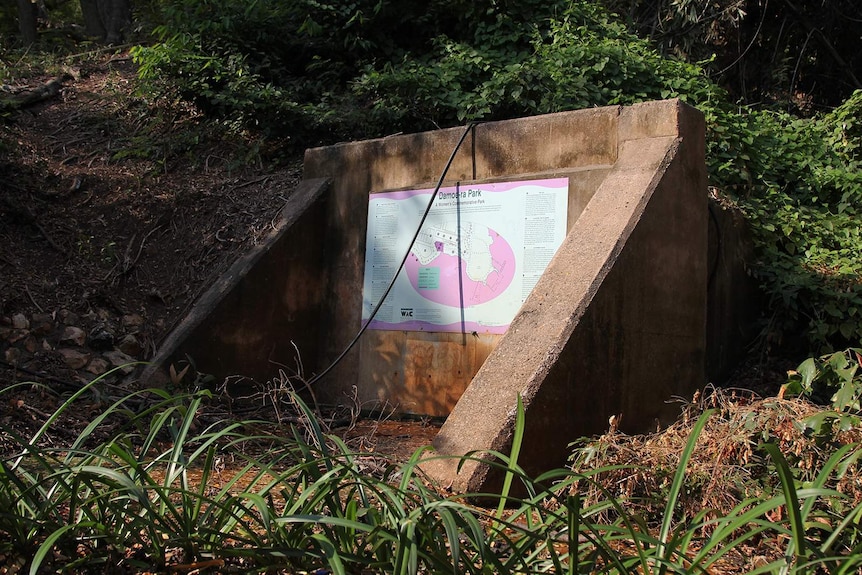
[79,0,132,44]
[103,0,132,44]
[17,0,38,46]
[79,0,106,39]
[107,0,132,44]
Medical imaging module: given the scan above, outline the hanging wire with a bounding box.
[307,122,479,386]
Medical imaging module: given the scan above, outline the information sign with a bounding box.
[362,178,569,333]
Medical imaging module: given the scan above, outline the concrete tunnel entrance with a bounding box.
[142,99,759,492]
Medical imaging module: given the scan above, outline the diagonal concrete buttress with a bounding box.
[422,101,707,493]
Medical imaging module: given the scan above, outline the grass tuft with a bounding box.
[3,380,862,573]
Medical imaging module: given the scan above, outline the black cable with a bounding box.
[308,122,478,386]
[471,123,477,180]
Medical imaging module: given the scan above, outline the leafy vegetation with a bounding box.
[783,348,862,436]
[121,0,862,352]
[707,95,862,348]
[4,377,862,574]
[130,0,476,142]
[7,0,859,350]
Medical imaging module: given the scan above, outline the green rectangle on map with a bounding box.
[418,267,440,289]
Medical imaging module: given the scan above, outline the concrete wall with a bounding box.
[706,199,763,383]
[304,109,618,415]
[140,179,330,386]
[303,99,708,491]
[423,101,707,491]
[143,100,763,491]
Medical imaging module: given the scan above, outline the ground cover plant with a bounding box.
[4,373,862,574]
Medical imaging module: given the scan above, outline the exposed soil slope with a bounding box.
[0,53,300,397]
[0,53,443,461]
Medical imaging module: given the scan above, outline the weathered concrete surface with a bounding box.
[422,100,707,492]
[706,199,762,383]
[141,99,759,486]
[140,178,330,386]
[351,166,612,416]
[303,108,618,413]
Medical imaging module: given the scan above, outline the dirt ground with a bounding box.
[0,52,446,458]
[1,55,297,362]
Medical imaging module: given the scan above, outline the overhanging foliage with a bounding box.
[128,0,862,351]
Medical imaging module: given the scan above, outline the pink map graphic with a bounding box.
[404,228,515,307]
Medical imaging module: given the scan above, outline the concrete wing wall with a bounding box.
[303,107,620,414]
[140,178,330,387]
[423,100,707,492]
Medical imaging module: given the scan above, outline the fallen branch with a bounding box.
[24,283,44,313]
[32,220,67,254]
[1,74,73,110]
[104,225,163,283]
[64,43,135,61]
[0,196,67,254]
[234,175,271,190]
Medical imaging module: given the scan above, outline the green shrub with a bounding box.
[783,348,862,435]
[709,101,862,348]
[130,0,490,141]
[355,2,722,128]
[131,0,862,351]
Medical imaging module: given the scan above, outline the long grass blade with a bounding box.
[568,493,580,575]
[656,409,714,565]
[30,522,95,575]
[496,394,526,520]
[764,442,809,574]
